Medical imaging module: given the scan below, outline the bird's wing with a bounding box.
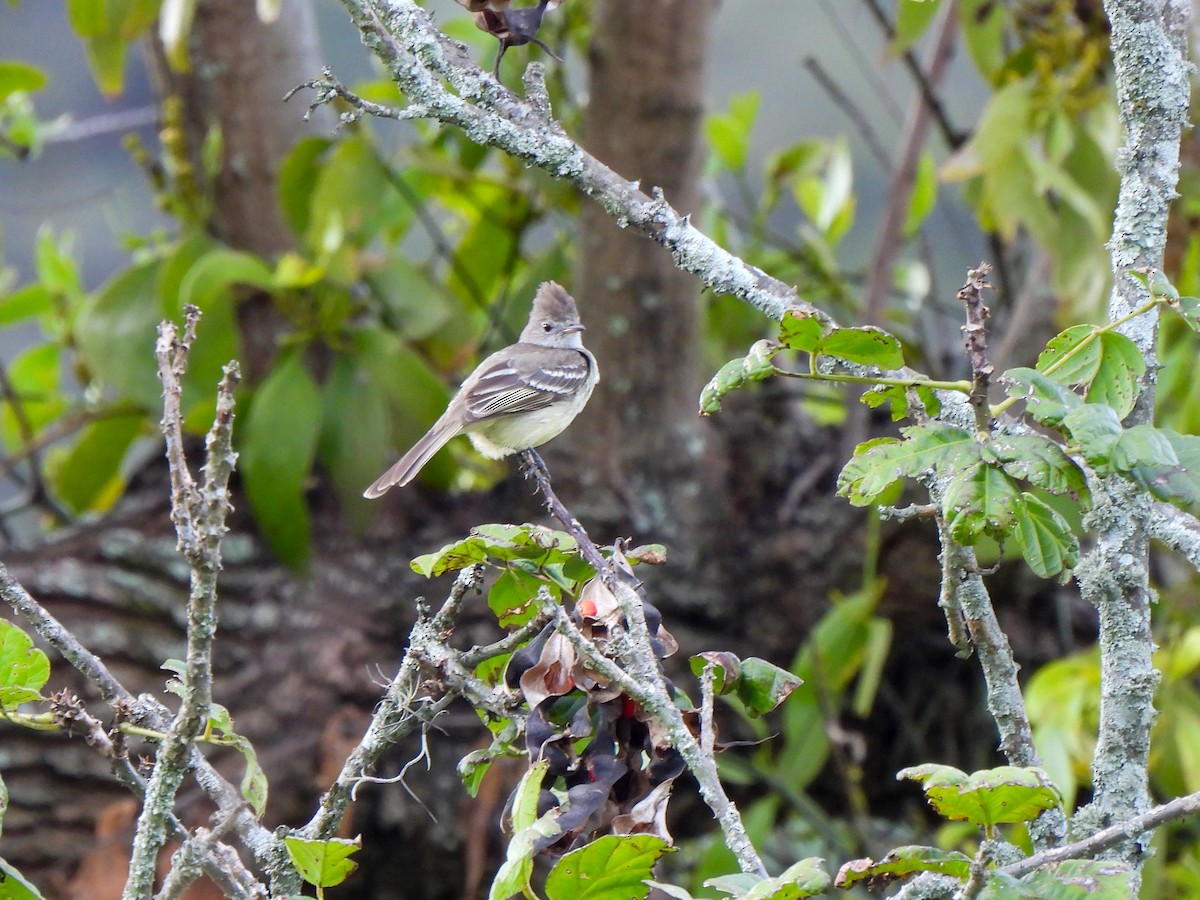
[463,346,592,422]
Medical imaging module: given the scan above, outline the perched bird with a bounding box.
[455,0,566,76]
[364,282,598,497]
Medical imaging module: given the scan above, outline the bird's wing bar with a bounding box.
[464,350,590,420]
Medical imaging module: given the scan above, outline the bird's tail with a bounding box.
[363,417,460,498]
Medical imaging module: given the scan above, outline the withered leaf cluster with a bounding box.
[454,0,566,75]
[501,555,688,855]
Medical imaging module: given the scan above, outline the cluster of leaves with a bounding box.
[836,764,1132,899]
[410,523,806,899]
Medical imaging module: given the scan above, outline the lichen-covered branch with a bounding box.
[1073,0,1191,880]
[124,314,241,900]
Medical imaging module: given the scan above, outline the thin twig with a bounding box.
[957,263,995,434]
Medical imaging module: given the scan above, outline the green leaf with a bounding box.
[458,749,495,798]
[545,835,670,900]
[1171,295,1200,332]
[816,327,904,370]
[52,414,146,514]
[942,462,1021,545]
[1005,366,1085,425]
[412,535,489,578]
[241,349,322,567]
[738,858,830,899]
[1129,429,1200,506]
[1062,404,1123,466]
[278,136,333,237]
[778,310,826,352]
[959,0,1007,78]
[0,856,46,899]
[699,341,779,415]
[986,435,1088,498]
[735,657,803,717]
[837,424,977,506]
[903,150,939,237]
[0,619,50,709]
[835,846,971,890]
[0,62,47,100]
[984,860,1133,899]
[706,92,759,171]
[893,0,942,53]
[75,261,164,411]
[1037,327,1145,418]
[488,568,545,628]
[0,343,68,449]
[232,737,268,816]
[67,0,107,37]
[284,835,361,889]
[490,760,553,900]
[0,285,53,326]
[83,31,129,96]
[898,764,1061,828]
[1015,494,1079,578]
[318,352,391,530]
[690,651,743,694]
[1110,423,1179,473]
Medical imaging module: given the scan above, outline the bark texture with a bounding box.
[566,0,721,546]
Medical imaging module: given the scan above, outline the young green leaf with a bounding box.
[699,340,779,415]
[735,657,803,717]
[544,835,670,900]
[778,310,826,352]
[241,349,323,568]
[736,857,830,899]
[490,760,557,900]
[835,846,971,890]
[284,835,361,889]
[0,619,50,709]
[897,764,1061,828]
[1171,295,1200,332]
[232,736,269,817]
[1015,494,1079,578]
[816,327,904,370]
[942,463,1021,545]
[705,92,760,172]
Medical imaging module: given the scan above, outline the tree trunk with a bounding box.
[565,0,722,550]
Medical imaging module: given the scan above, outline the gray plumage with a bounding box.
[364,282,598,497]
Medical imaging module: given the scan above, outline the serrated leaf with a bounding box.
[1005,367,1082,426]
[778,310,826,352]
[987,435,1087,499]
[817,327,904,370]
[898,764,1061,828]
[942,463,1021,545]
[284,835,361,888]
[735,657,802,717]
[544,835,670,900]
[837,424,977,506]
[1015,494,1079,578]
[1062,405,1123,466]
[241,349,322,567]
[835,845,971,889]
[0,619,50,709]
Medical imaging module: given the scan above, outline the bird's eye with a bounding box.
[542,322,553,332]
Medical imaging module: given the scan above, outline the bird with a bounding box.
[364,281,598,497]
[455,0,566,76]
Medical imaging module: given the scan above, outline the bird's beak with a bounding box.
[560,323,585,334]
